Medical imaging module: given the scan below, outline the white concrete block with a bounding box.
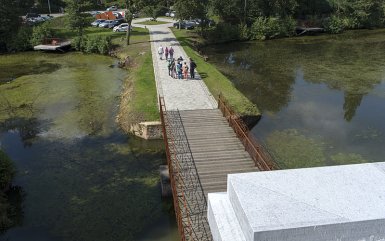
[208,162,385,241]
[208,192,246,241]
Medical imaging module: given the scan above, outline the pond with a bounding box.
[0,52,178,241]
[204,29,385,169]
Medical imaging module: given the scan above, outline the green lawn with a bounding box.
[112,27,159,126]
[171,28,260,116]
[136,20,169,25]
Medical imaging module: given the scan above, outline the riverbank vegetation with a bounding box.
[172,29,260,117]
[173,0,385,42]
[115,27,159,132]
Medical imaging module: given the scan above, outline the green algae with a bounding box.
[266,129,326,169]
[266,129,371,168]
[0,52,176,241]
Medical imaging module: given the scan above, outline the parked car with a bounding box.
[170,11,176,18]
[99,20,120,28]
[41,15,53,21]
[91,19,105,27]
[173,20,195,30]
[113,23,132,32]
[26,13,40,18]
[106,6,118,11]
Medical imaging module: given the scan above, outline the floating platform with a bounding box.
[296,26,324,35]
[34,38,71,52]
[208,162,385,241]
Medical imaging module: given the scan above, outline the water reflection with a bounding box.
[204,29,385,167]
[0,53,178,241]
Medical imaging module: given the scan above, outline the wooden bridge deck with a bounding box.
[160,94,277,241]
[179,109,258,197]
[161,104,261,241]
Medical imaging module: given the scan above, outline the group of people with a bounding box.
[158,46,197,80]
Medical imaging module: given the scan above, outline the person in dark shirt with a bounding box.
[189,58,197,79]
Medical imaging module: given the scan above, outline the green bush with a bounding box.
[250,17,284,40]
[72,36,84,51]
[206,22,241,43]
[324,15,345,34]
[30,23,56,46]
[73,35,112,55]
[280,17,297,37]
[8,27,33,51]
[250,17,296,40]
[0,150,15,191]
[97,36,112,55]
[239,23,250,41]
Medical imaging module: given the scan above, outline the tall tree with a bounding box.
[64,0,92,37]
[124,0,141,46]
[0,0,32,51]
[175,0,209,33]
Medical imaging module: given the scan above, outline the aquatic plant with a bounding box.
[0,150,15,191]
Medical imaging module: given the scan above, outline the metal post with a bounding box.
[47,0,51,15]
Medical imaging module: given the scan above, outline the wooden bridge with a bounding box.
[159,94,278,241]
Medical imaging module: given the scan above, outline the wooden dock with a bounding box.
[34,38,71,52]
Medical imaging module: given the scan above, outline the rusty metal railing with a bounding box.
[159,96,211,241]
[217,93,279,171]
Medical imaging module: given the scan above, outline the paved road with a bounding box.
[133,18,217,111]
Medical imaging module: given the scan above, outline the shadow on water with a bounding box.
[0,127,175,241]
[203,29,385,168]
[0,62,60,85]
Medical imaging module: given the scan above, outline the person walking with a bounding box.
[183,62,189,80]
[169,47,174,59]
[172,59,177,78]
[189,58,197,79]
[177,61,183,79]
[158,46,164,60]
[165,47,169,60]
[167,58,173,76]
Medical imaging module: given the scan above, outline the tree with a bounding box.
[175,0,209,34]
[64,0,92,37]
[0,0,33,52]
[143,3,165,20]
[124,0,156,45]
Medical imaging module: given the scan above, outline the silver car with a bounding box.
[113,23,132,32]
[91,19,105,27]
[99,20,115,28]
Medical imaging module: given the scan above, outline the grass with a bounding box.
[113,27,159,130]
[171,28,260,116]
[135,20,169,25]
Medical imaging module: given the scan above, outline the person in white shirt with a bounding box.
[158,46,164,60]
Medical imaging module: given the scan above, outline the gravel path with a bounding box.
[132,18,217,111]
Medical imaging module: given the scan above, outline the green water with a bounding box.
[204,29,385,169]
[0,52,178,241]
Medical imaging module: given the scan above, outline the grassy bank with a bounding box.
[113,28,159,132]
[171,28,260,117]
[136,20,169,25]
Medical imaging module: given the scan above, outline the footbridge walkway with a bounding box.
[133,18,278,241]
